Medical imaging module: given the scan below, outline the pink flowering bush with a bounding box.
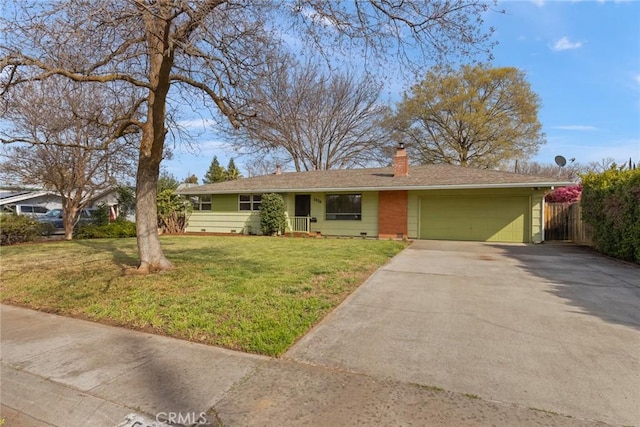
[545,185,582,203]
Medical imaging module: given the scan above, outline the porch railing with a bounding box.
[292,216,310,233]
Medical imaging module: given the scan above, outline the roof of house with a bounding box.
[179,164,574,195]
[0,190,60,206]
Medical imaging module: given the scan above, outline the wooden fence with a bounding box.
[544,202,594,246]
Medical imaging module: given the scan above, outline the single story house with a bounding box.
[0,186,131,220]
[179,146,573,243]
[0,189,62,213]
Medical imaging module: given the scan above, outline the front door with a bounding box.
[295,194,311,217]
[294,195,312,232]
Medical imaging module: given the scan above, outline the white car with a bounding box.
[2,204,50,217]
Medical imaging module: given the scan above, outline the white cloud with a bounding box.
[531,0,545,6]
[552,37,583,51]
[552,125,598,131]
[635,74,640,84]
[176,118,216,131]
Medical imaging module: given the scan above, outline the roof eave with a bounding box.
[179,181,573,195]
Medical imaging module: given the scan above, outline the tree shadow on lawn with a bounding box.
[75,238,139,270]
[487,243,640,330]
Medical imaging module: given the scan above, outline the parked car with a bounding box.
[2,204,49,217]
[37,208,96,230]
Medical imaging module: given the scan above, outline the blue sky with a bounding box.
[164,1,640,179]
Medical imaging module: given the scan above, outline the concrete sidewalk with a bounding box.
[1,305,615,426]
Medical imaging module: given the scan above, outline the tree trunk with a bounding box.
[62,194,78,240]
[135,151,173,273]
[135,11,175,273]
[62,203,77,241]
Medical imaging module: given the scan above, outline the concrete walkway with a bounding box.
[2,241,638,426]
[0,304,611,427]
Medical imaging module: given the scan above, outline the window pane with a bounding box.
[239,202,251,211]
[326,194,362,220]
[201,195,211,202]
[239,194,251,202]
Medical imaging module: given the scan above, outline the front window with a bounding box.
[239,194,262,211]
[192,195,212,211]
[326,194,362,220]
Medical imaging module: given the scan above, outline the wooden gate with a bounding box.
[545,202,571,240]
[544,202,593,244]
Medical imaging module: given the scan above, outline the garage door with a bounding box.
[420,196,529,243]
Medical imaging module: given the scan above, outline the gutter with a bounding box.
[178,182,574,195]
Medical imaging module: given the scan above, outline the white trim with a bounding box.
[0,190,59,206]
[180,182,570,196]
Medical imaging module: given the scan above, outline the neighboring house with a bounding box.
[0,187,133,221]
[0,190,62,213]
[178,146,573,243]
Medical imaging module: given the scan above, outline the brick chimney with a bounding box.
[275,165,282,175]
[393,143,409,177]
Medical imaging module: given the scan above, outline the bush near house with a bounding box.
[545,185,582,203]
[581,167,640,263]
[157,188,191,233]
[76,219,137,239]
[259,193,286,235]
[0,214,48,245]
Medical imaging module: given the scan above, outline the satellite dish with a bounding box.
[554,155,567,167]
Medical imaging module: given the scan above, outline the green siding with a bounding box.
[187,191,377,237]
[186,212,260,234]
[302,191,378,237]
[531,192,545,243]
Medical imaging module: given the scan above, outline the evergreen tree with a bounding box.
[203,156,227,184]
[157,170,180,192]
[225,158,242,181]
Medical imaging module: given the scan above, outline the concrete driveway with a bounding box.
[286,240,640,426]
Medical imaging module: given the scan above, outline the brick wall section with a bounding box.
[378,190,408,239]
[394,147,409,177]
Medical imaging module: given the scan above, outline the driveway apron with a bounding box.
[286,240,640,426]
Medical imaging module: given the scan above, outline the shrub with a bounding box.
[581,167,640,263]
[259,193,286,236]
[545,185,582,203]
[91,203,110,226]
[157,189,191,233]
[0,214,46,245]
[76,219,137,239]
[116,185,136,219]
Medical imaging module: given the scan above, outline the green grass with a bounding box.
[0,236,406,356]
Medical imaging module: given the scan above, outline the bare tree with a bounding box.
[230,58,391,171]
[1,0,497,272]
[243,156,287,178]
[0,79,136,239]
[509,160,583,181]
[586,157,617,173]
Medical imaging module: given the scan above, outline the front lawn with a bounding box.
[0,236,406,356]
